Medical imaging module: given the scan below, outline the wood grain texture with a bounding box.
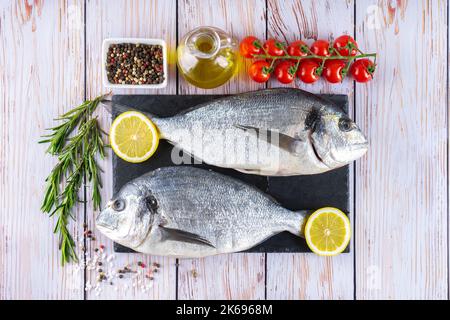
[176,0,267,299]
[1,0,449,300]
[85,0,177,299]
[265,0,355,300]
[0,0,85,299]
[355,0,448,299]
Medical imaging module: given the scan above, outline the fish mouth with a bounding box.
[347,142,369,161]
[95,218,112,232]
[96,219,109,229]
[95,209,116,232]
[352,142,369,150]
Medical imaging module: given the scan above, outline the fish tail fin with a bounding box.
[286,210,310,238]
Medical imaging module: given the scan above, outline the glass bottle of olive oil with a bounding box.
[177,26,238,89]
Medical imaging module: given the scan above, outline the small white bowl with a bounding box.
[102,38,168,89]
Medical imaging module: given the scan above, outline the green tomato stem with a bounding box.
[252,52,377,62]
[293,57,301,71]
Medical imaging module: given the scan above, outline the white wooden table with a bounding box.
[0,0,448,300]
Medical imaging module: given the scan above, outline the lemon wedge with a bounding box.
[305,207,351,256]
[109,111,159,163]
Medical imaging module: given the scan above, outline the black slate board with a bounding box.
[111,94,349,253]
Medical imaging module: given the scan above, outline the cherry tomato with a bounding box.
[333,35,358,56]
[274,61,296,84]
[310,40,331,63]
[240,36,263,58]
[297,59,321,84]
[263,39,285,56]
[248,60,271,83]
[287,40,308,58]
[323,60,347,83]
[350,59,375,83]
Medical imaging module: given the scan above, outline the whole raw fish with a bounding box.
[96,166,308,258]
[104,88,368,175]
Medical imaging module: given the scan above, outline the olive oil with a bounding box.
[177,27,238,89]
[195,35,214,53]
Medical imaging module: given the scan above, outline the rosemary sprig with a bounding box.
[40,94,108,265]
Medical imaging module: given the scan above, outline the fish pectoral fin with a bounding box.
[234,124,303,155]
[159,226,215,248]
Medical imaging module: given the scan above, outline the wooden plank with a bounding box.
[355,0,448,299]
[84,0,177,299]
[265,0,355,300]
[0,0,85,299]
[177,0,266,299]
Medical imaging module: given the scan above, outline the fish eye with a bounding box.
[338,118,353,132]
[112,199,125,211]
[146,195,158,212]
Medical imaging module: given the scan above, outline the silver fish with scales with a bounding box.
[103,88,368,176]
[96,166,309,258]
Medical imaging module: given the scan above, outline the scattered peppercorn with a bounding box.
[153,262,160,268]
[98,273,107,282]
[94,248,99,252]
[106,43,165,85]
[119,274,124,279]
[98,262,103,266]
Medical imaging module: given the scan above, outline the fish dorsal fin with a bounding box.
[234,124,303,155]
[159,226,215,248]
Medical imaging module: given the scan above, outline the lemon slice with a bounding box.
[110,111,159,163]
[305,207,351,256]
